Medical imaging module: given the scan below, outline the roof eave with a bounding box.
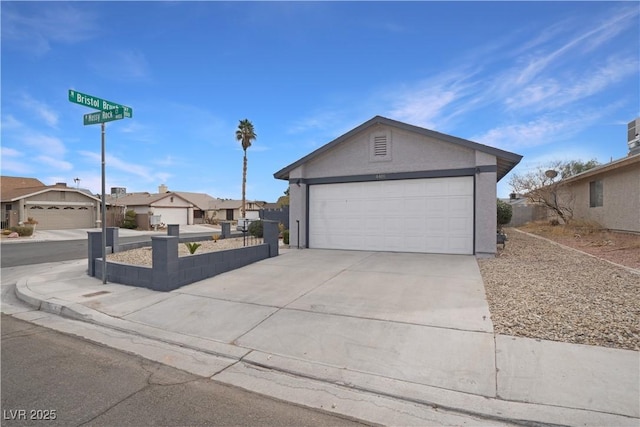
[274,115,523,182]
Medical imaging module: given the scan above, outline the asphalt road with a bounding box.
[1,314,368,427]
[0,233,219,268]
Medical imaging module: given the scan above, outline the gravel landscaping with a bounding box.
[107,237,263,267]
[478,228,640,351]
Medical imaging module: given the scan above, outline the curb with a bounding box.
[13,274,639,427]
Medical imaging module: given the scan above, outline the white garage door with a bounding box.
[309,177,474,254]
[27,205,94,230]
[154,208,188,225]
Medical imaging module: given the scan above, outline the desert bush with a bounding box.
[283,229,289,245]
[248,220,263,238]
[122,210,137,229]
[10,226,34,237]
[497,199,512,231]
[184,242,201,254]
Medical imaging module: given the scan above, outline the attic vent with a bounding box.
[369,130,392,162]
[373,135,388,157]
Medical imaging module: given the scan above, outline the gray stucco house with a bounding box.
[560,152,639,233]
[274,116,522,256]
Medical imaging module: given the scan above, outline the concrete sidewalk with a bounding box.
[8,250,640,427]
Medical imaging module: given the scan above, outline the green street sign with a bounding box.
[83,107,125,125]
[69,89,133,118]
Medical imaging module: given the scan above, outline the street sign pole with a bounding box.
[68,89,132,285]
[101,122,107,284]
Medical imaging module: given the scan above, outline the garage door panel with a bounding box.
[309,177,473,254]
[28,205,94,230]
[447,179,473,196]
[154,208,188,225]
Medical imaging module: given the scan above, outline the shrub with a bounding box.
[549,219,560,226]
[122,210,137,229]
[248,220,263,238]
[212,234,221,242]
[283,229,289,245]
[497,199,512,230]
[184,242,201,254]
[10,226,34,237]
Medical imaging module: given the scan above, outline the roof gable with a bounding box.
[274,116,522,182]
[1,176,45,192]
[108,192,193,207]
[173,192,218,210]
[1,176,102,202]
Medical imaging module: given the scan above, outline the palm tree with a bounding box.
[235,119,257,219]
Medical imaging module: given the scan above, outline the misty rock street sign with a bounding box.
[68,89,133,118]
[83,107,125,125]
[68,89,133,284]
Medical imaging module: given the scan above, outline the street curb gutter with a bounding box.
[14,277,639,427]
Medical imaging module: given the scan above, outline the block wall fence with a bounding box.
[88,221,279,291]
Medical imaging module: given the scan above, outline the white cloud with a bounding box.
[36,155,73,171]
[19,94,59,127]
[1,115,23,130]
[2,3,98,56]
[90,49,150,81]
[21,133,66,157]
[1,147,22,157]
[78,150,171,184]
[0,158,33,175]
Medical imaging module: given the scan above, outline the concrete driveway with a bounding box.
[118,249,497,397]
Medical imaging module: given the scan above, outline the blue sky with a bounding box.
[2,1,638,202]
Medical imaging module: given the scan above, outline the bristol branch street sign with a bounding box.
[83,107,125,126]
[68,89,133,118]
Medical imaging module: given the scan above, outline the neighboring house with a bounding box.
[560,153,640,233]
[106,191,194,229]
[1,176,100,230]
[274,115,522,256]
[213,199,266,221]
[173,191,219,224]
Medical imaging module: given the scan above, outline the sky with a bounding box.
[2,1,638,202]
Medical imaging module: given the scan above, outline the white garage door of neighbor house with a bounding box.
[309,177,474,254]
[28,206,94,230]
[154,208,188,225]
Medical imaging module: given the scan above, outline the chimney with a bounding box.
[158,184,168,193]
[55,182,67,187]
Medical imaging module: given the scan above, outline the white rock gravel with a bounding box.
[107,237,262,267]
[478,229,640,351]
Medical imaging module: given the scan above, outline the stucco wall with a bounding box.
[288,176,307,248]
[287,124,501,254]
[303,126,476,178]
[475,151,498,256]
[568,164,640,233]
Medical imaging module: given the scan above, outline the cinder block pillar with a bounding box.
[263,220,279,257]
[87,231,102,276]
[151,236,179,291]
[106,227,119,253]
[167,224,179,237]
[221,222,231,239]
